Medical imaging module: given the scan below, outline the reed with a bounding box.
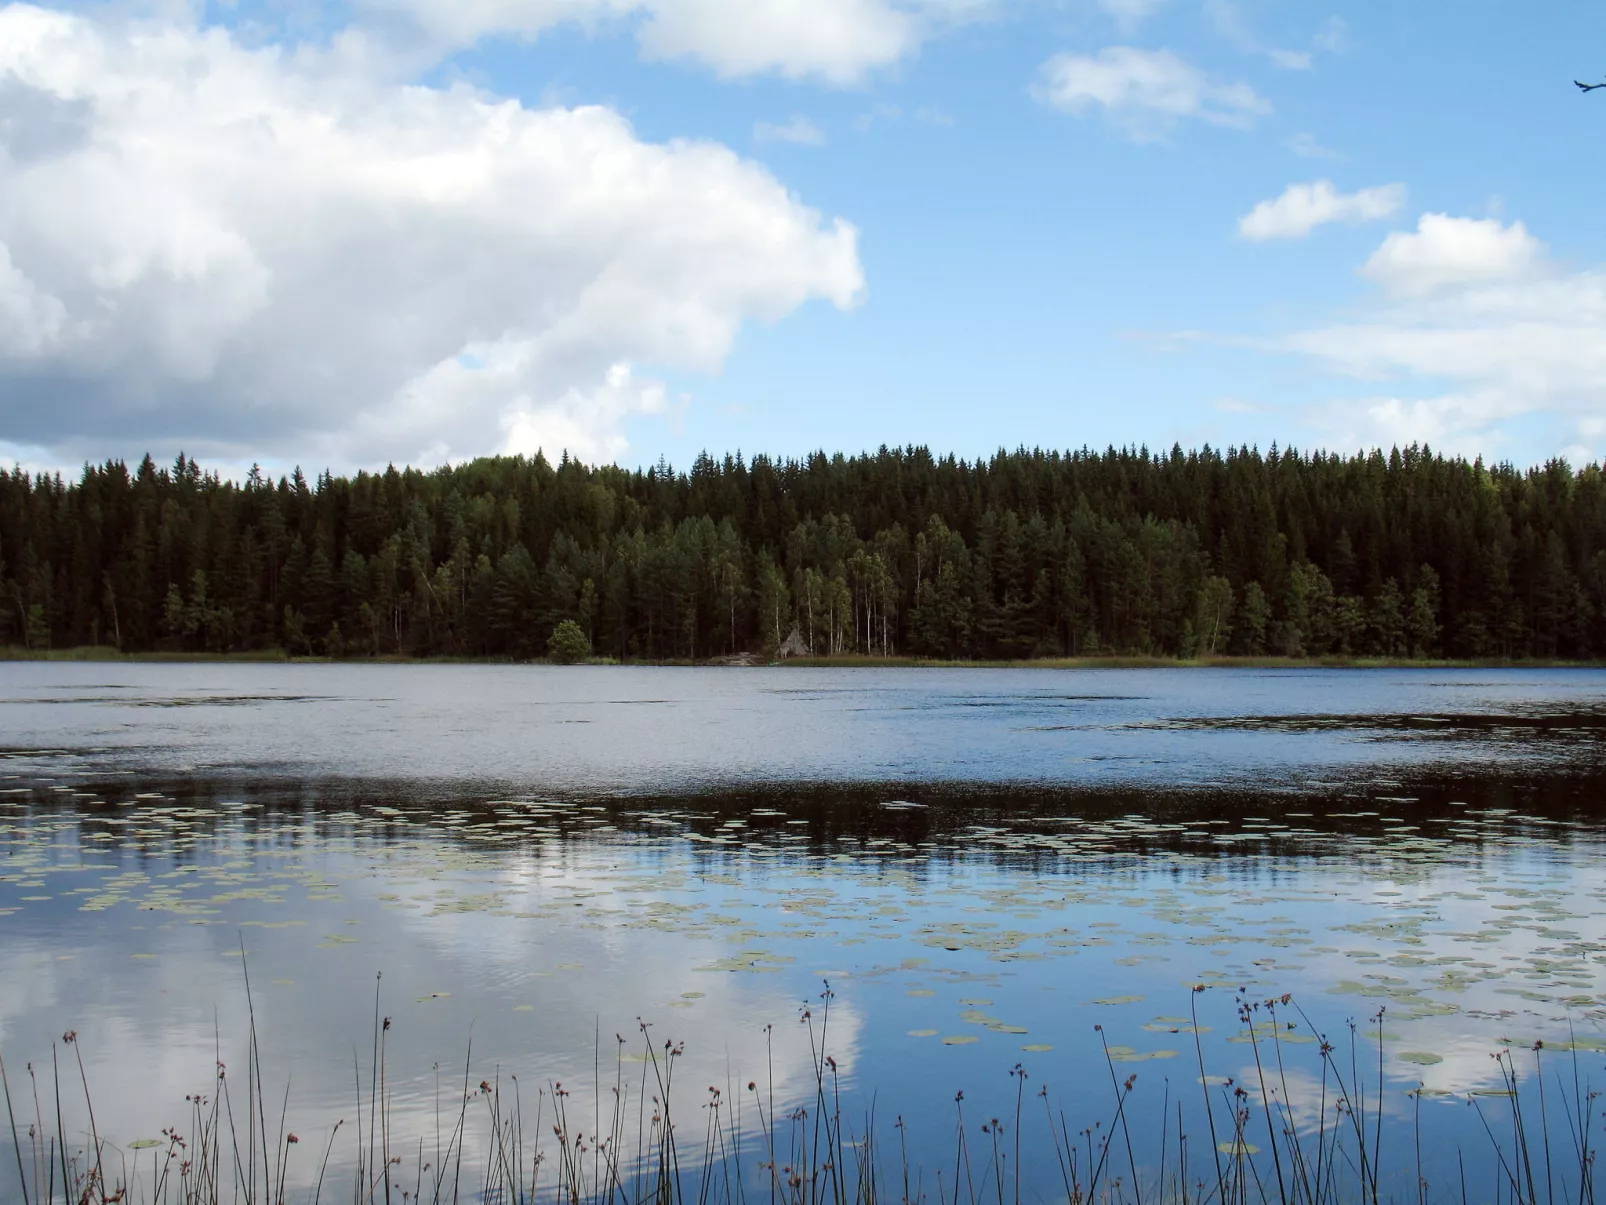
[1,980,1597,1205]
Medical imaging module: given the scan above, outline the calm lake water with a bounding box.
[4,663,1606,1202]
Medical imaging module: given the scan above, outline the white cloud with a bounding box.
[500,362,670,466]
[1285,131,1342,161]
[355,0,627,56]
[754,115,827,145]
[1301,392,1522,461]
[1313,16,1349,54]
[1034,47,1270,139]
[1361,213,1545,297]
[1204,0,1309,70]
[637,0,915,83]
[361,0,993,84]
[1238,180,1405,241]
[0,3,864,468]
[1096,0,1167,34]
[0,241,68,355]
[853,102,902,132]
[1275,216,1606,460]
[851,102,952,133]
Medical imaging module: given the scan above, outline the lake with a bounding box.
[4,663,1606,1204]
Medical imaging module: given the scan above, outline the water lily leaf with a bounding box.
[1556,1037,1606,1052]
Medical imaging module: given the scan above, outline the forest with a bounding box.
[2,443,1604,662]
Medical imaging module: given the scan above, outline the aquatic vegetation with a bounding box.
[4,981,1603,1205]
[6,678,1606,1204]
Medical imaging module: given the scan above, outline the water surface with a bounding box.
[4,663,1606,1201]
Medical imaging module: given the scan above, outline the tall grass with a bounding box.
[2,980,1598,1205]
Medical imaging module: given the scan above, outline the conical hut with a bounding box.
[776,626,811,659]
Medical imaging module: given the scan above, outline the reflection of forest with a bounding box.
[8,759,1606,861]
[3,445,1601,661]
[5,762,1606,1205]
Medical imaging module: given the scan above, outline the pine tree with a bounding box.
[1237,582,1270,656]
[3,443,1604,661]
[1407,565,1441,658]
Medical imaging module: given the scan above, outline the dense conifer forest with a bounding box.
[3,444,1605,662]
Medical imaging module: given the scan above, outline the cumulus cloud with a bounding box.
[754,115,827,145]
[1034,47,1269,139]
[0,242,68,355]
[1276,215,1606,460]
[1361,213,1545,297]
[500,362,671,467]
[0,3,864,468]
[361,0,992,84]
[1238,180,1405,241]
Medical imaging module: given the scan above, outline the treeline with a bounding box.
[3,444,1605,662]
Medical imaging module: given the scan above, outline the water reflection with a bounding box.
[3,663,1606,792]
[4,665,1606,1200]
[4,772,1606,1195]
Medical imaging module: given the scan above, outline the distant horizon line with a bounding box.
[9,440,1600,486]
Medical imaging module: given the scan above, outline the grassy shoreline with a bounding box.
[770,652,1606,670]
[2,644,1604,670]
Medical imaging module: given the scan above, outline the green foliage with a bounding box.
[24,602,49,651]
[1369,579,1407,658]
[0,444,1603,661]
[1195,576,1234,656]
[1237,581,1270,656]
[1408,564,1442,657]
[547,619,590,664]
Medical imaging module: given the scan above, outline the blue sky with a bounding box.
[0,0,1602,475]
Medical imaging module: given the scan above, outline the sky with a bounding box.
[0,0,1602,479]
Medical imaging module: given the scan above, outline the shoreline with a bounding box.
[2,644,1603,670]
